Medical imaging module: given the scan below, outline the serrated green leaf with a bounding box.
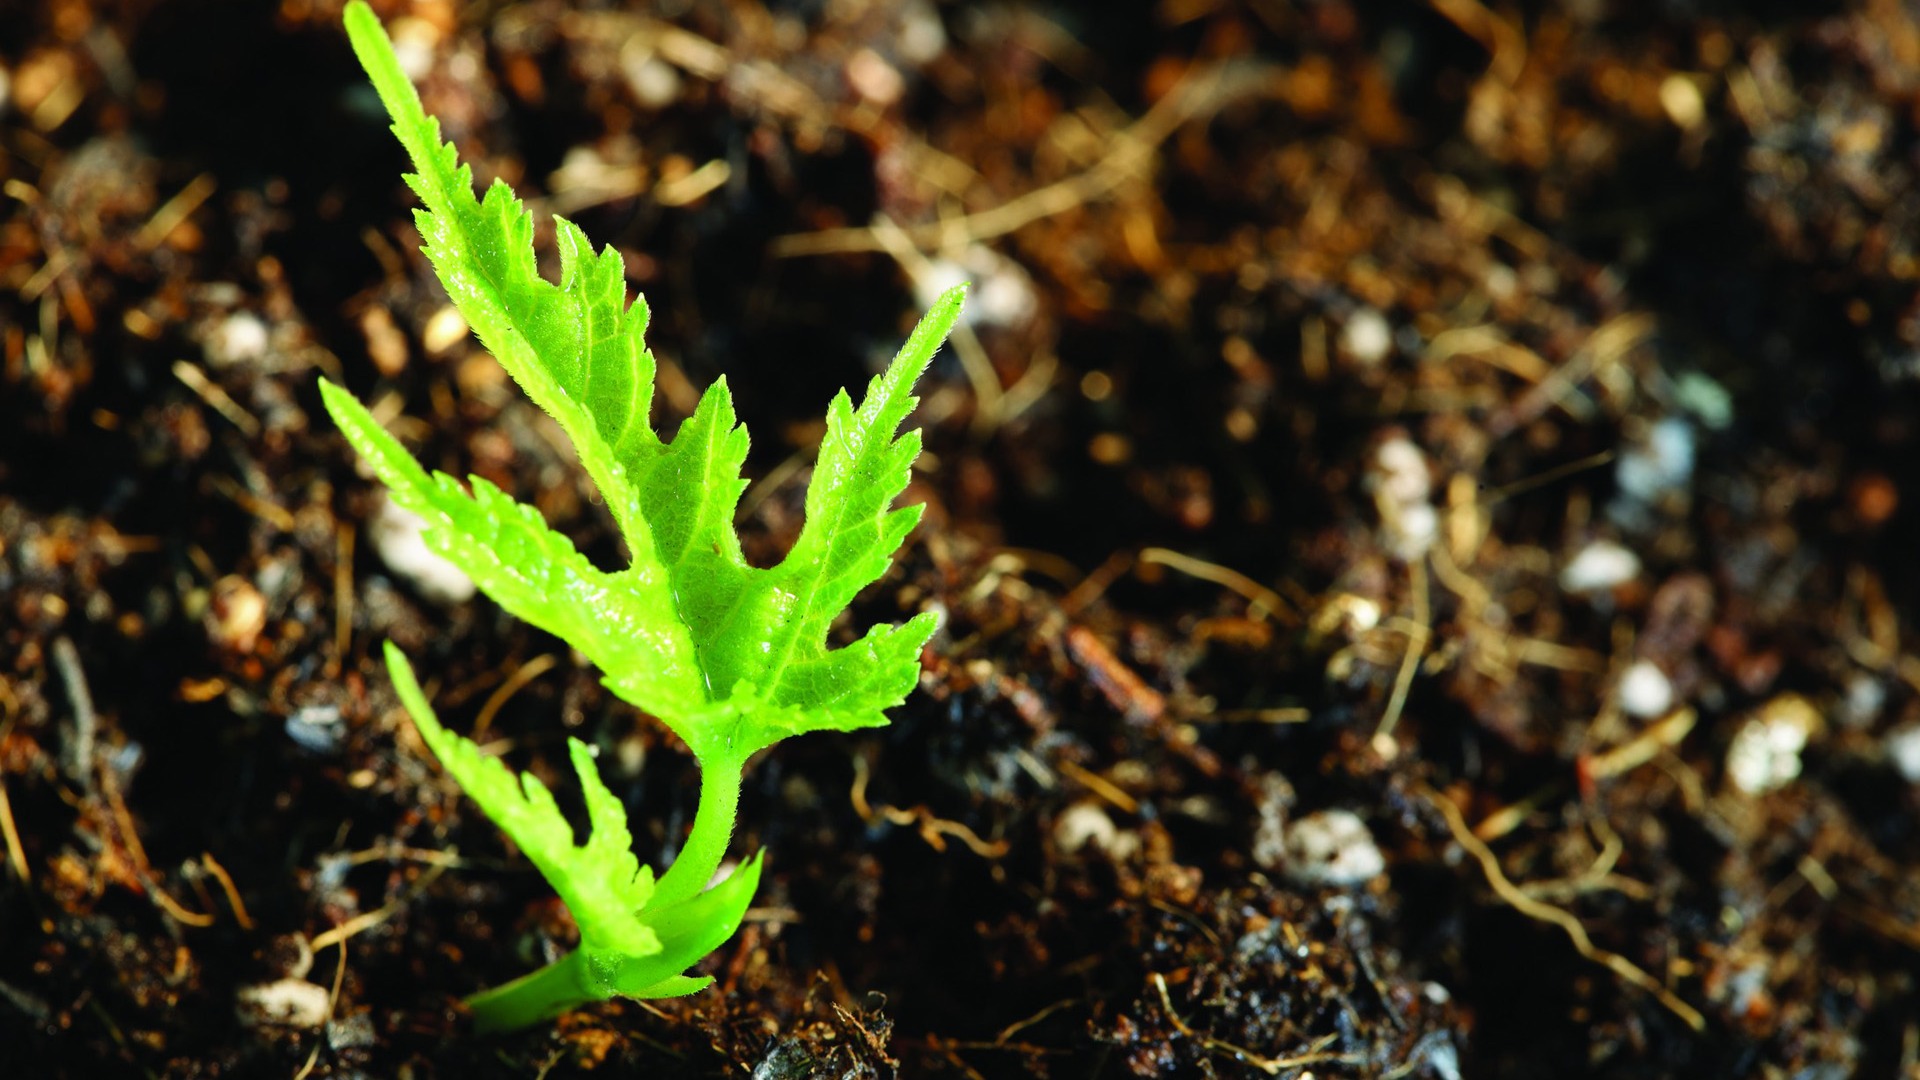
[385,642,661,959]
[335,0,961,1032]
[342,0,957,760]
[632,379,752,652]
[319,380,707,721]
[691,291,962,751]
[346,0,661,557]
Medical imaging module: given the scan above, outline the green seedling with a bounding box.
[325,1,961,1032]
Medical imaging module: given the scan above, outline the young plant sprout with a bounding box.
[325,1,961,1032]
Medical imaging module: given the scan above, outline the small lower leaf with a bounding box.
[385,642,662,959]
[591,852,765,1000]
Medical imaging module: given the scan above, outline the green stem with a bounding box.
[464,948,598,1033]
[647,753,743,912]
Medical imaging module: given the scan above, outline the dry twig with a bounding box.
[472,653,559,739]
[308,861,449,953]
[200,852,254,930]
[1422,783,1705,1030]
[0,776,27,884]
[1139,547,1294,624]
[850,754,1007,858]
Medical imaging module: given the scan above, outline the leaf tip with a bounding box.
[931,281,968,313]
[342,0,376,33]
[881,286,966,400]
[381,637,413,685]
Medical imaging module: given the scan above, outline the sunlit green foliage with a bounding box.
[323,0,960,1032]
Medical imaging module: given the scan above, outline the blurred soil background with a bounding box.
[5,0,1920,1076]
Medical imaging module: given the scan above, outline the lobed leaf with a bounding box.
[334,0,963,1029]
[689,291,962,755]
[632,379,752,655]
[344,0,957,763]
[318,380,707,721]
[384,642,661,959]
[345,1,661,556]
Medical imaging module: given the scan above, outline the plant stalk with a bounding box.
[647,753,744,912]
[464,948,597,1033]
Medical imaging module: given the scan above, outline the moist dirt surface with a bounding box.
[5,1,1920,1077]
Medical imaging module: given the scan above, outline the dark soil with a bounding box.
[6,0,1920,1076]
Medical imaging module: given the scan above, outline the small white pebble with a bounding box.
[970,258,1037,329]
[1722,961,1769,1017]
[206,575,268,653]
[1372,436,1432,505]
[1054,802,1138,858]
[1885,725,1920,785]
[388,17,440,82]
[1659,73,1706,130]
[1617,659,1674,719]
[846,47,904,106]
[1343,596,1381,633]
[616,732,648,777]
[285,705,344,754]
[1249,772,1295,871]
[1673,371,1733,431]
[1840,673,1886,729]
[896,0,947,65]
[1384,501,1438,561]
[1053,802,1117,855]
[1340,307,1393,366]
[1312,593,1380,638]
[360,306,409,377]
[620,46,682,110]
[236,979,330,1029]
[1370,435,1439,561]
[446,48,480,84]
[371,497,476,605]
[420,305,469,356]
[1726,695,1820,795]
[1615,417,1695,504]
[1560,539,1641,593]
[1483,264,1517,301]
[204,311,269,368]
[1281,808,1385,888]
